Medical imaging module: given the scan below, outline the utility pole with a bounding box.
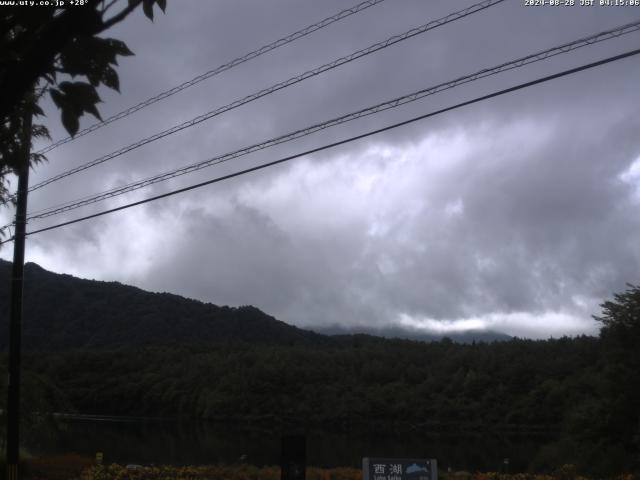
[6,101,32,480]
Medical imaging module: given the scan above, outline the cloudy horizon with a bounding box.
[2,0,640,339]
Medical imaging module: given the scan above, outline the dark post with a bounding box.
[6,104,32,480]
[281,434,306,480]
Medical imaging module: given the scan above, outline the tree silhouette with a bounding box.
[593,283,640,468]
[0,0,167,205]
[594,283,640,334]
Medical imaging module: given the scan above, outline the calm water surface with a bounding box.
[24,418,555,472]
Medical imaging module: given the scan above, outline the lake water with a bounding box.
[24,417,556,472]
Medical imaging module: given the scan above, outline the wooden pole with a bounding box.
[6,103,32,480]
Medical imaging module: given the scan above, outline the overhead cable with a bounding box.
[36,0,389,155]
[3,46,637,245]
[24,20,640,221]
[27,0,505,193]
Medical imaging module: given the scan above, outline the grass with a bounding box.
[7,457,637,480]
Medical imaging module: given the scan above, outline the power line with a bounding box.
[24,18,640,218]
[26,0,505,194]
[24,20,640,222]
[35,0,389,156]
[3,47,637,244]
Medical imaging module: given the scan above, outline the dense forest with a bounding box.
[0,261,323,350]
[0,261,639,474]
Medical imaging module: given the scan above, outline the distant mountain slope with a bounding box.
[311,324,512,343]
[0,260,324,350]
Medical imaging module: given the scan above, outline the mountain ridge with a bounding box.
[0,259,510,350]
[0,259,324,350]
[310,323,512,343]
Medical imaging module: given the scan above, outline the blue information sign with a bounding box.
[363,458,437,480]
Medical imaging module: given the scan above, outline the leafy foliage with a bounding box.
[25,454,95,480]
[593,283,640,333]
[50,82,104,136]
[0,0,167,206]
[0,94,49,204]
[591,284,640,465]
[76,465,639,480]
[82,464,357,480]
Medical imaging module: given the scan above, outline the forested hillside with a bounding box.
[0,261,638,473]
[4,335,632,473]
[311,324,512,343]
[0,260,323,349]
[21,337,599,430]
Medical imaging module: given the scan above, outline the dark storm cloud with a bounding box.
[134,95,640,337]
[3,0,640,337]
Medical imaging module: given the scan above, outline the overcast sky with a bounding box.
[2,0,640,338]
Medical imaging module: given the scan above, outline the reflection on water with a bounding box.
[24,418,555,471]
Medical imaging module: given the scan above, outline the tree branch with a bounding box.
[101,0,143,31]
[102,0,121,15]
[0,0,141,120]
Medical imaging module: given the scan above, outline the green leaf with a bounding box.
[30,152,48,165]
[55,81,103,124]
[59,81,101,105]
[61,109,79,137]
[31,124,51,140]
[60,37,133,91]
[86,68,101,87]
[59,37,99,77]
[106,38,134,57]
[32,103,45,117]
[85,103,102,121]
[102,66,120,92]
[142,0,154,20]
[49,88,66,110]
